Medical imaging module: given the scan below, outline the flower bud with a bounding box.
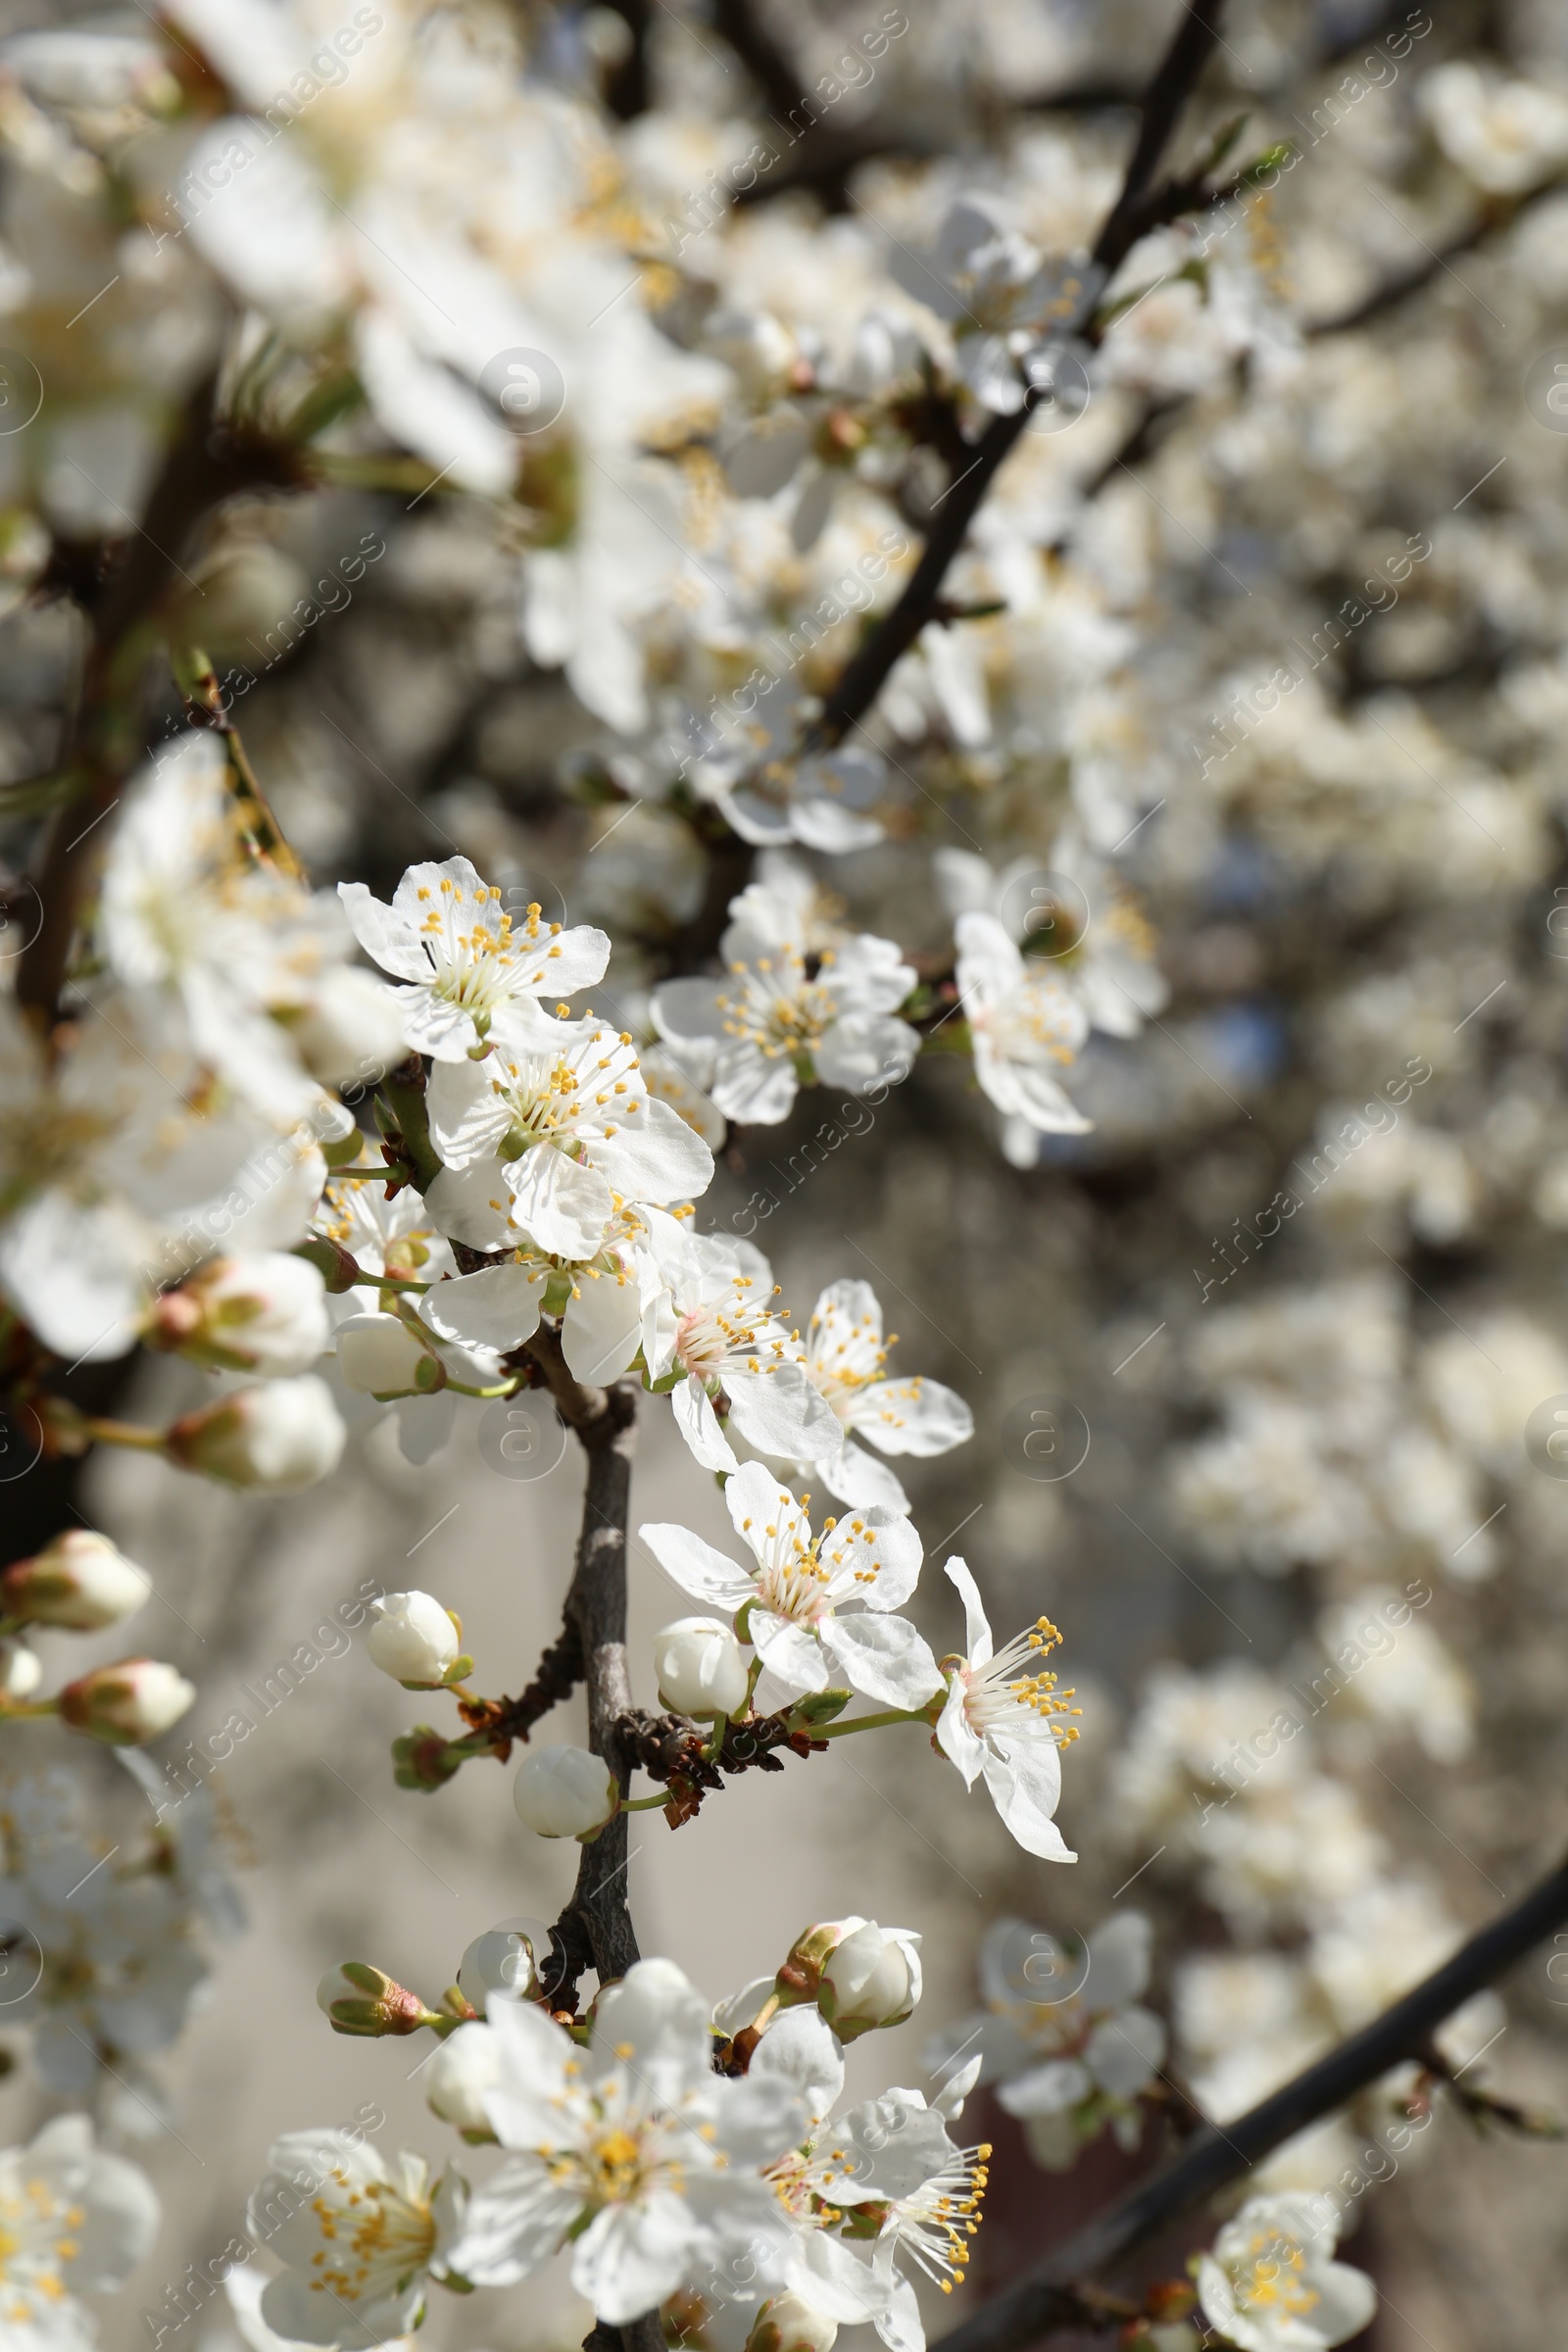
[424,2020,500,2136]
[316,1962,439,2036]
[59,1659,195,1745]
[746,2296,839,2352]
[776,1917,922,2040]
[336,1312,438,1397]
[1,1530,150,1630]
[513,1744,618,1839]
[654,1614,749,1718]
[147,1252,329,1378]
[292,968,409,1091]
[165,1376,346,1492]
[0,1641,41,1699]
[458,1928,536,2009]
[368,1592,462,1687]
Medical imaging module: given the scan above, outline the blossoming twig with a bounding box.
[934,1846,1568,2352]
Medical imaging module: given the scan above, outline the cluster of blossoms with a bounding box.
[0,0,1564,2335]
[298,1923,990,2352]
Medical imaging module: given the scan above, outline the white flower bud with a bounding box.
[0,1641,41,1699]
[1,1530,150,1630]
[59,1658,196,1745]
[654,1614,749,1718]
[513,1744,618,1839]
[424,2021,501,2135]
[746,2295,839,2352]
[779,1917,922,2040]
[166,1376,346,1491]
[336,1311,433,1396]
[821,1920,921,2034]
[293,967,409,1091]
[148,1251,329,1378]
[368,1592,461,1687]
[458,1928,536,2008]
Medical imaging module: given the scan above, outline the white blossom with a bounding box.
[934,1558,1079,1861]
[954,912,1090,1139]
[641,1461,942,1710]
[246,2130,467,2349]
[1196,2194,1375,2352]
[339,858,610,1060]
[447,1957,807,2324]
[0,2115,159,2349]
[653,872,918,1126]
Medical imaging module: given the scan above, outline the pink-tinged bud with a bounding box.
[165,1376,346,1491]
[59,1659,195,1745]
[316,1962,439,2036]
[1,1530,150,1630]
[147,1251,329,1377]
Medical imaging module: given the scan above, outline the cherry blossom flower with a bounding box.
[0,2115,159,2348]
[934,1558,1080,1861]
[1196,2194,1376,2352]
[338,858,610,1059]
[653,874,918,1127]
[934,840,1168,1040]
[639,1216,842,1474]
[954,912,1091,1141]
[640,1462,941,1709]
[926,1913,1166,2170]
[890,198,1099,415]
[795,1279,973,1510]
[448,1957,806,2325]
[423,1015,712,1261]
[749,2008,991,2352]
[246,2130,467,2349]
[0,996,295,1363]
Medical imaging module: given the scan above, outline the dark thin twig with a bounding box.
[933,1848,1568,2352]
[811,0,1229,748]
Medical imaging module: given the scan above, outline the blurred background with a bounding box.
[5,0,1568,2348]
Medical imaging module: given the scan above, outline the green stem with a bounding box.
[83,1417,167,1453]
[810,1706,929,1740]
[623,1791,674,1812]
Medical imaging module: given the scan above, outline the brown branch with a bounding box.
[1308,169,1568,336]
[16,371,290,1025]
[528,1327,643,2000]
[811,0,1229,749]
[932,1846,1568,2352]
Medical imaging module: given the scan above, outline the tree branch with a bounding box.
[529,1328,643,1996]
[933,1846,1568,2352]
[811,0,1228,748]
[16,372,289,1025]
